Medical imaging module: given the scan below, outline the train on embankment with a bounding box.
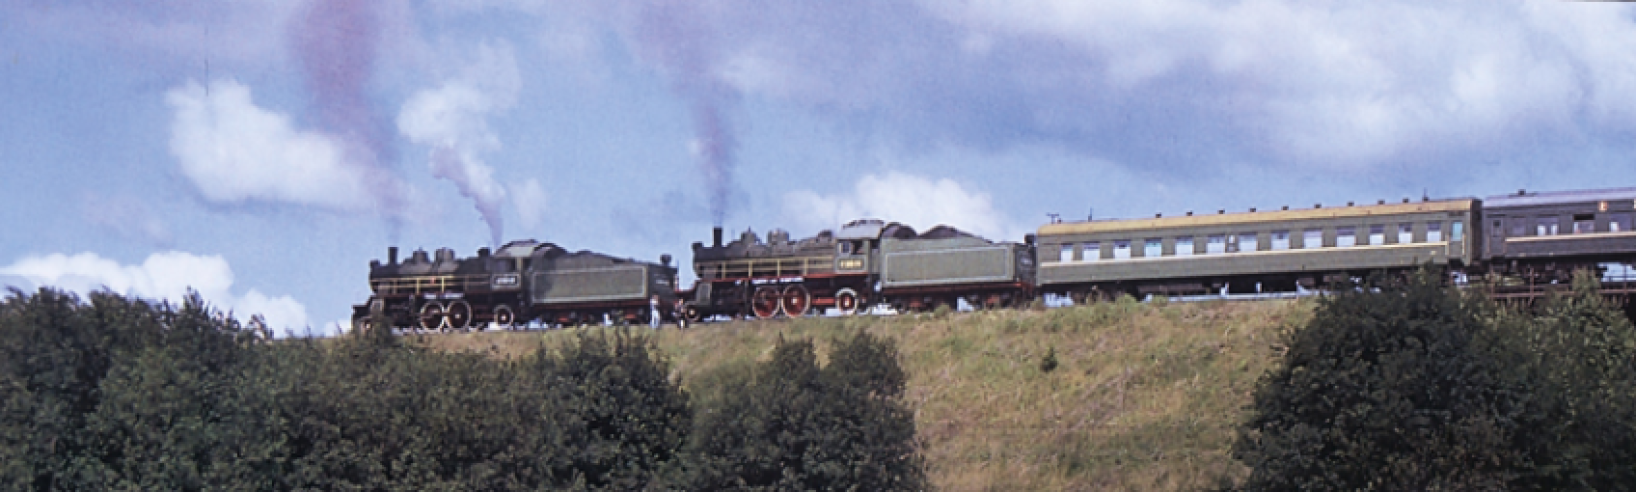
[354,186,1636,331]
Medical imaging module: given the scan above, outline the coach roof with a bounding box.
[1038,198,1476,236]
[1484,187,1636,209]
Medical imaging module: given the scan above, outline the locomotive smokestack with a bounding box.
[388,246,398,265]
[713,226,723,248]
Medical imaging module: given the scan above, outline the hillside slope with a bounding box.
[412,298,1310,491]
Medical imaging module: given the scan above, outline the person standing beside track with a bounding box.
[649,295,661,329]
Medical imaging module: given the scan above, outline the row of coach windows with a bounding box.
[1507,213,1631,237]
[1059,220,1462,262]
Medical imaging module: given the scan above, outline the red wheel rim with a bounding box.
[751,286,780,319]
[781,285,810,318]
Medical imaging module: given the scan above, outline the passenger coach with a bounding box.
[1034,198,1481,301]
[1483,187,1636,281]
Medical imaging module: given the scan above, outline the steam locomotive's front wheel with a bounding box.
[751,286,781,319]
[419,301,446,331]
[493,305,515,330]
[835,288,860,316]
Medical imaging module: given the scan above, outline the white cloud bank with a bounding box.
[165,79,383,213]
[782,171,1024,242]
[0,251,309,333]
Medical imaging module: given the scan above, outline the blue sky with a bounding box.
[4,1,1635,334]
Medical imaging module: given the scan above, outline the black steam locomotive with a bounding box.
[683,220,1034,320]
[352,240,677,332]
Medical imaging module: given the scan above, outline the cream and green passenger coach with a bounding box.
[1035,198,1481,300]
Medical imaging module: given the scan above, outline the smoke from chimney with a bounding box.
[637,2,738,226]
[290,0,405,223]
[429,146,506,247]
[396,42,521,248]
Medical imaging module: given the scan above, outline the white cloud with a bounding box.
[165,79,383,212]
[520,0,1636,173]
[0,251,309,333]
[921,0,1636,165]
[782,171,1024,242]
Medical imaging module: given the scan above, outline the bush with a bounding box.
[1234,269,1636,490]
[679,332,926,490]
[0,289,693,491]
[1232,271,1524,490]
[1496,271,1636,489]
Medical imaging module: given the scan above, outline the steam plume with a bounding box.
[429,146,506,247]
[692,103,736,226]
[637,2,738,226]
[290,0,404,220]
[396,42,520,247]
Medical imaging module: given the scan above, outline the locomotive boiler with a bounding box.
[352,240,678,332]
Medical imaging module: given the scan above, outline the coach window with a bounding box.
[1303,228,1323,249]
[1369,225,1385,245]
[1612,213,1632,233]
[1271,230,1290,250]
[1336,227,1357,247]
[1538,217,1559,236]
[1144,238,1163,257]
[839,241,854,255]
[1427,221,1443,242]
[1083,242,1100,261]
[1059,244,1073,262]
[1175,236,1194,256]
[1113,240,1132,259]
[1573,214,1595,234]
[1238,232,1258,252]
[1399,223,1414,243]
[1206,235,1227,254]
[1451,221,1463,241]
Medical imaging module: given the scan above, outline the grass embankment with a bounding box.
[412,298,1311,491]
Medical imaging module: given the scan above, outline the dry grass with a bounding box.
[409,298,1312,491]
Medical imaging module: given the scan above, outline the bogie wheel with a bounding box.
[493,305,516,330]
[835,288,861,316]
[447,300,473,331]
[419,301,447,331]
[782,284,811,318]
[751,286,781,319]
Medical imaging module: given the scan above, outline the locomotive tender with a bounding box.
[352,240,677,332]
[355,186,1636,330]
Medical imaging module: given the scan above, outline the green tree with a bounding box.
[0,288,170,489]
[75,293,257,490]
[1233,271,1525,490]
[681,332,925,491]
[535,329,692,490]
[1496,270,1636,489]
[812,331,926,491]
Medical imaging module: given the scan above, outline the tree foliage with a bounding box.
[679,332,926,491]
[1234,269,1636,490]
[0,288,925,491]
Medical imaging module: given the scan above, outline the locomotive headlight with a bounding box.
[493,274,520,288]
